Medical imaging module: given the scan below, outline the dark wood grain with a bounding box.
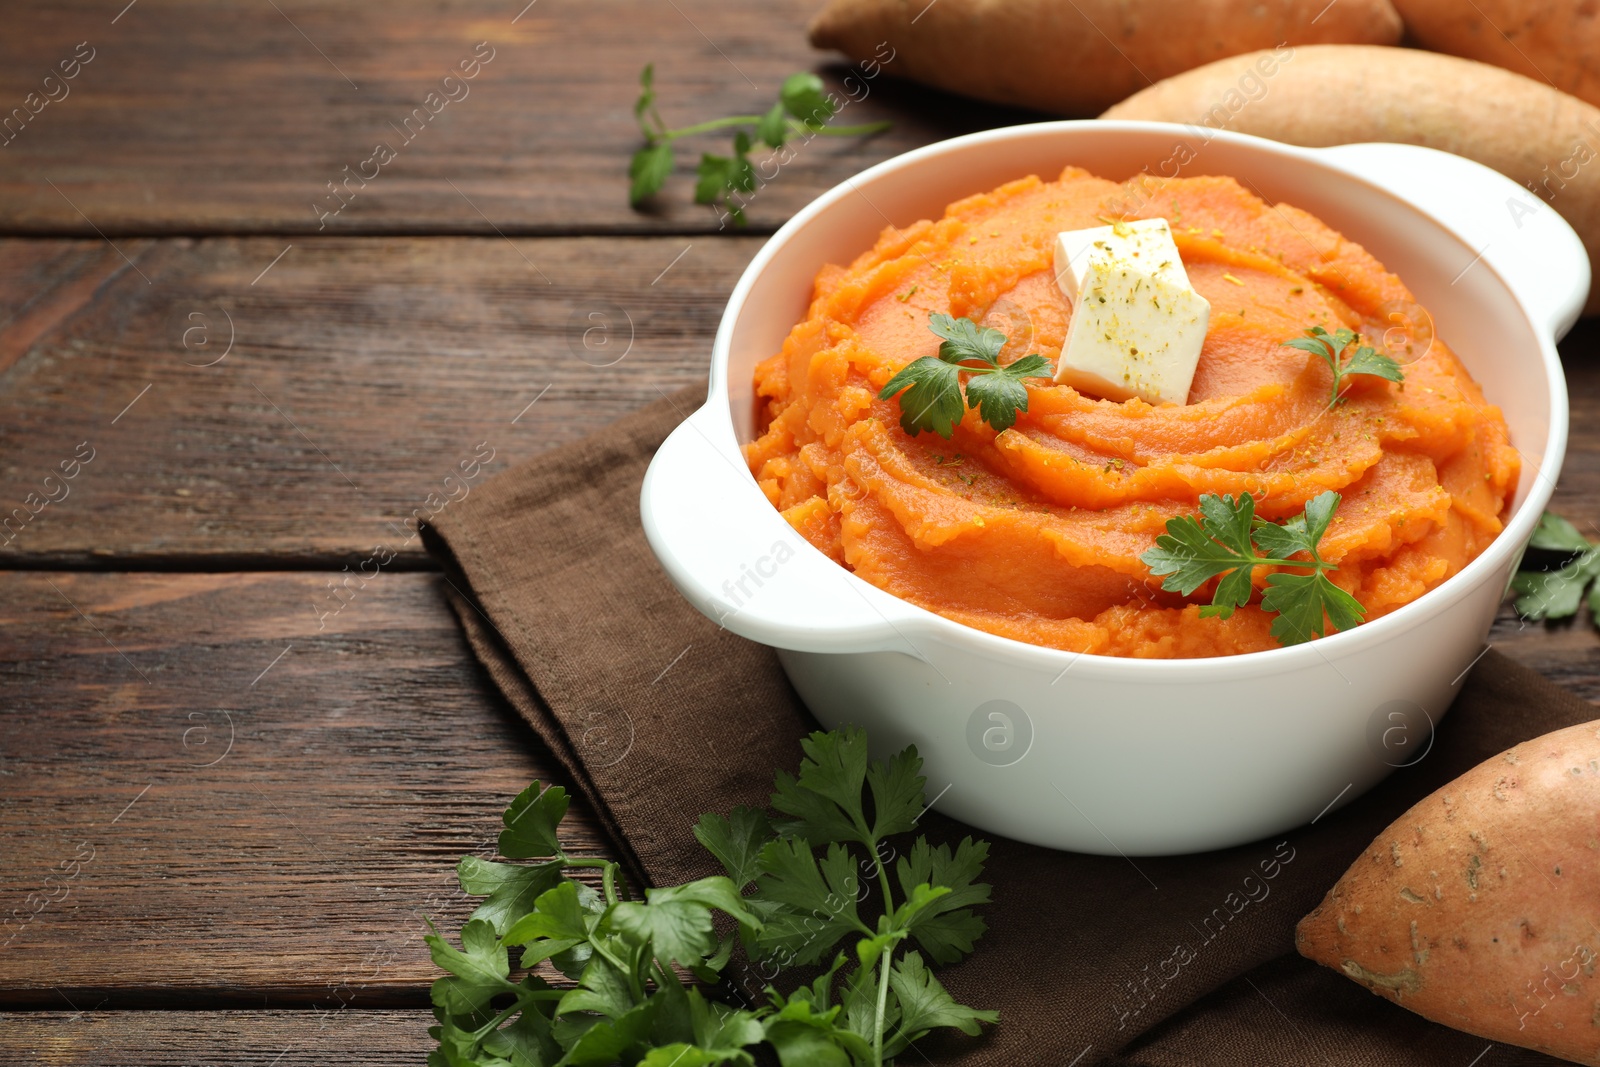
[0,570,609,1007]
[0,577,1591,1018]
[0,239,146,375]
[4,239,1599,570]
[1549,318,1600,529]
[0,0,1039,237]
[0,234,758,567]
[1489,604,1600,705]
[0,1011,434,1065]
[4,0,1597,1059]
[1480,318,1600,702]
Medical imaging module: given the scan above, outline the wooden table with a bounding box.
[2,3,1597,1062]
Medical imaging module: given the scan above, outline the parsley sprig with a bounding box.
[630,66,890,225]
[1511,510,1600,625]
[1141,490,1365,646]
[426,728,996,1066]
[1284,326,1403,408]
[878,314,1053,438]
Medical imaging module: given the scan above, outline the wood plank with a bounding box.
[0,582,1591,1011]
[0,1011,434,1065]
[5,239,1600,568]
[0,0,1037,236]
[1484,316,1600,702]
[0,240,145,376]
[1489,602,1600,705]
[1550,319,1600,530]
[0,570,610,1007]
[0,234,758,567]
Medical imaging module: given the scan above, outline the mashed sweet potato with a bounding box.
[742,169,1519,657]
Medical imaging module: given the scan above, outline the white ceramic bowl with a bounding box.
[641,122,1586,855]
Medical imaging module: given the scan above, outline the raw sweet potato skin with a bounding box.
[1103,45,1600,315]
[807,0,1401,115]
[1395,0,1600,110]
[1296,720,1600,1064]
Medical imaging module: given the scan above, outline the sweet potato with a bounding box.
[807,0,1402,115]
[1103,45,1600,315]
[1394,0,1600,110]
[1296,720,1600,1064]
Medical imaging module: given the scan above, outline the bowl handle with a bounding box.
[1320,142,1591,341]
[641,402,928,656]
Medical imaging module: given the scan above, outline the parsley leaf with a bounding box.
[635,64,660,128]
[930,313,1006,365]
[480,1004,561,1067]
[506,878,604,976]
[752,728,995,1062]
[1139,493,1260,618]
[779,72,836,128]
[429,1014,506,1067]
[753,838,866,965]
[498,781,568,858]
[1514,565,1596,620]
[1529,510,1594,552]
[837,954,884,1044]
[771,728,871,845]
[629,142,675,207]
[628,66,888,222]
[895,837,991,965]
[1343,344,1404,380]
[456,855,564,935]
[878,313,1055,438]
[694,132,756,223]
[771,727,925,850]
[857,883,949,969]
[763,992,874,1066]
[1512,510,1600,623]
[1251,489,1335,560]
[1283,325,1403,407]
[557,998,656,1064]
[1262,569,1365,645]
[865,743,928,842]
[426,917,512,1017]
[692,806,772,889]
[756,102,788,149]
[877,358,965,439]
[884,951,1000,1057]
[557,952,638,1020]
[966,356,1052,433]
[611,877,761,969]
[638,1042,743,1067]
[502,879,592,946]
[687,988,765,1056]
[427,728,996,1067]
[1142,490,1365,646]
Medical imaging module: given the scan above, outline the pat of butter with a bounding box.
[1053,217,1210,406]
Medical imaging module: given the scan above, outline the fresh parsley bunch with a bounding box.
[426,728,996,1066]
[1511,510,1600,625]
[878,314,1053,438]
[1283,325,1404,408]
[1141,490,1365,646]
[630,66,890,225]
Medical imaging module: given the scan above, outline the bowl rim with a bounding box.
[701,119,1570,679]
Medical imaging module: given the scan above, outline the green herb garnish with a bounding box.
[426,727,996,1066]
[1284,326,1404,408]
[1141,490,1365,646]
[629,66,890,225]
[1511,510,1600,624]
[877,314,1053,438]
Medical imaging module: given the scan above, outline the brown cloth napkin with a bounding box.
[422,387,1591,1067]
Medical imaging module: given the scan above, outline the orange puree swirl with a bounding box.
[742,169,1519,658]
